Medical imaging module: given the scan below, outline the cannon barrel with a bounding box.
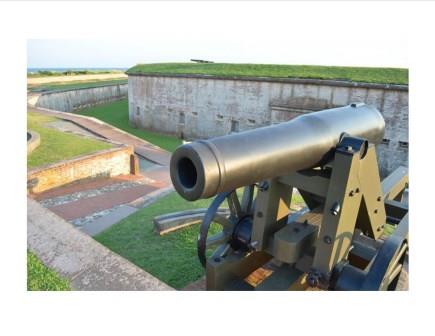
[170,103,385,201]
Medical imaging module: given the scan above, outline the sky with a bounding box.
[28,37,408,69]
[26,2,408,70]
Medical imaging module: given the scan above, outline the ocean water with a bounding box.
[27,67,127,73]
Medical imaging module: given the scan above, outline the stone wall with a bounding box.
[27,130,41,154]
[27,145,136,194]
[128,74,408,176]
[35,83,128,112]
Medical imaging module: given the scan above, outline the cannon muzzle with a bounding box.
[170,103,385,201]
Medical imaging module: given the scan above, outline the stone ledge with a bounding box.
[27,198,173,290]
[38,82,128,95]
[27,144,137,193]
[27,130,40,154]
[128,73,408,91]
[153,208,230,235]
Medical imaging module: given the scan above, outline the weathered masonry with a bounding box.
[127,74,408,176]
[35,83,128,112]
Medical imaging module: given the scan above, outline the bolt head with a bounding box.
[330,202,341,216]
[323,236,332,244]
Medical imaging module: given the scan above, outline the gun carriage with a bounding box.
[170,103,408,291]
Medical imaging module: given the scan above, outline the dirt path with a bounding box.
[28,73,127,85]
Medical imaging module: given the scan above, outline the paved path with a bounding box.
[28,106,171,165]
[28,198,173,290]
[30,171,172,236]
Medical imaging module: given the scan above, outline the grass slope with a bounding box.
[127,63,408,85]
[28,79,127,92]
[28,70,124,77]
[27,112,112,169]
[77,99,182,152]
[27,251,70,291]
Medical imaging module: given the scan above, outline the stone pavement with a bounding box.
[28,198,173,290]
[48,183,158,220]
[30,172,171,236]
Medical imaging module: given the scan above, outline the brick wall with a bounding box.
[27,145,136,194]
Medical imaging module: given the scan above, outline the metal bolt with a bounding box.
[330,202,341,216]
[307,270,321,287]
[374,209,378,214]
[323,235,332,244]
[250,241,258,250]
[258,181,269,191]
[377,196,382,202]
[355,188,360,193]
[349,190,355,197]
[257,211,263,218]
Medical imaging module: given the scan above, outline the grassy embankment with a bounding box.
[27,251,70,291]
[27,69,124,77]
[77,99,182,152]
[28,78,127,92]
[27,112,112,169]
[127,63,408,85]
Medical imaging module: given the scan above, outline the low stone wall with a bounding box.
[27,130,40,154]
[128,74,408,176]
[28,145,137,194]
[34,83,127,112]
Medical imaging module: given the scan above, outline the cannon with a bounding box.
[170,103,408,290]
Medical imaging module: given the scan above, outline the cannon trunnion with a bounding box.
[170,104,408,291]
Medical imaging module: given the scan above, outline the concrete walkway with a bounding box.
[28,106,171,166]
[28,198,173,290]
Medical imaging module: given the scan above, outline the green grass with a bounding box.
[127,63,408,85]
[384,224,396,236]
[27,251,71,291]
[28,79,127,92]
[95,192,216,289]
[28,69,124,77]
[27,112,112,169]
[95,191,307,289]
[77,99,182,152]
